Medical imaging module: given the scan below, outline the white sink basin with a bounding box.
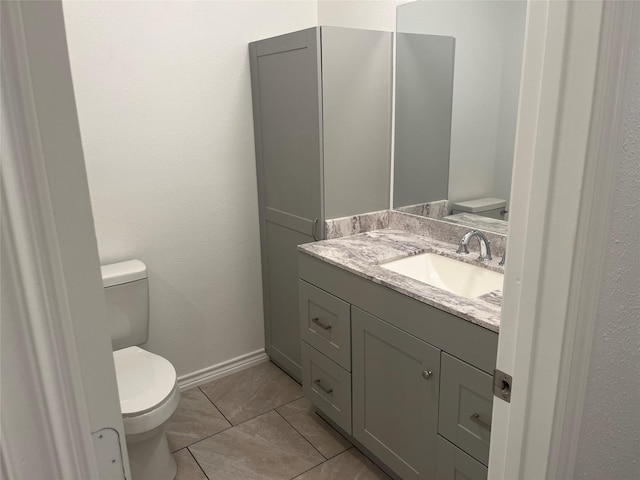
[380,252,503,299]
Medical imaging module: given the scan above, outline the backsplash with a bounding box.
[394,199,449,219]
[325,210,389,239]
[324,209,507,257]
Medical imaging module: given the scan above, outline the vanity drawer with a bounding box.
[436,435,488,480]
[439,352,493,465]
[299,280,351,371]
[301,341,352,434]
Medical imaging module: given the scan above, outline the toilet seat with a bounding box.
[113,347,180,435]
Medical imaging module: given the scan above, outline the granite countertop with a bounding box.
[298,229,503,333]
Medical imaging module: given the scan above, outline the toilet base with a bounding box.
[126,426,176,480]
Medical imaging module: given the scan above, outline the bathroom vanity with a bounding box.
[298,226,502,480]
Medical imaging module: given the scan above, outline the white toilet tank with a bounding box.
[450,197,507,220]
[101,260,149,350]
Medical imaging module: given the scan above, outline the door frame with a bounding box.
[489,0,637,478]
[1,2,130,478]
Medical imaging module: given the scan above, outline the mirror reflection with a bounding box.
[393,0,526,234]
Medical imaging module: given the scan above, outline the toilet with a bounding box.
[449,197,507,220]
[102,260,180,480]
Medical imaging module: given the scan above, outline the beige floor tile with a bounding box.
[294,448,391,480]
[189,410,324,480]
[277,397,351,459]
[199,361,303,425]
[165,388,231,451]
[174,449,207,480]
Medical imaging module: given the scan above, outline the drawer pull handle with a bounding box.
[313,379,333,394]
[311,317,332,330]
[470,413,491,431]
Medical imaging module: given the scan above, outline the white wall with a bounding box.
[62,1,317,377]
[317,0,405,31]
[574,17,640,479]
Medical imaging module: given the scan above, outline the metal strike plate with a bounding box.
[92,428,125,479]
[493,369,512,403]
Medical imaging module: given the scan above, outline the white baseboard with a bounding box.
[177,349,269,391]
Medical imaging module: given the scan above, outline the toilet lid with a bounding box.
[113,347,177,416]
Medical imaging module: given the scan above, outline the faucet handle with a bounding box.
[499,252,506,266]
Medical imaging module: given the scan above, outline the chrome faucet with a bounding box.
[457,230,492,261]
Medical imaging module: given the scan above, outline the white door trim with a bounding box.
[2,2,131,478]
[489,0,636,478]
[1,3,98,478]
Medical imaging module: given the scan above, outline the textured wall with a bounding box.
[62,1,317,377]
[575,12,640,479]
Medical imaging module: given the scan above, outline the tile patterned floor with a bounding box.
[166,361,390,480]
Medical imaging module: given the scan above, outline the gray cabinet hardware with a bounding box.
[313,379,333,394]
[312,218,319,241]
[311,317,332,330]
[469,413,491,431]
[422,370,433,380]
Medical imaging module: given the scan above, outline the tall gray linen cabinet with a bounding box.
[249,27,392,381]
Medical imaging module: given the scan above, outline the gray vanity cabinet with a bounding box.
[352,307,440,480]
[249,27,392,381]
[298,252,497,480]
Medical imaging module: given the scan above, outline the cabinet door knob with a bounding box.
[422,370,433,380]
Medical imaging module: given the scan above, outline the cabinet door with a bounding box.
[264,223,312,380]
[250,28,323,226]
[249,28,323,380]
[352,307,440,480]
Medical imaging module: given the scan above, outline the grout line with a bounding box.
[211,390,304,428]
[197,385,234,425]
[274,408,328,461]
[185,447,210,480]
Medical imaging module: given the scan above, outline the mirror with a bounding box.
[393,0,526,234]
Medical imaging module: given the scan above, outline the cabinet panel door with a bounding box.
[265,223,313,380]
[352,307,440,480]
[250,28,323,382]
[251,28,323,225]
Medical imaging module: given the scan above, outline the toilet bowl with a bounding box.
[113,346,180,480]
[102,260,180,480]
